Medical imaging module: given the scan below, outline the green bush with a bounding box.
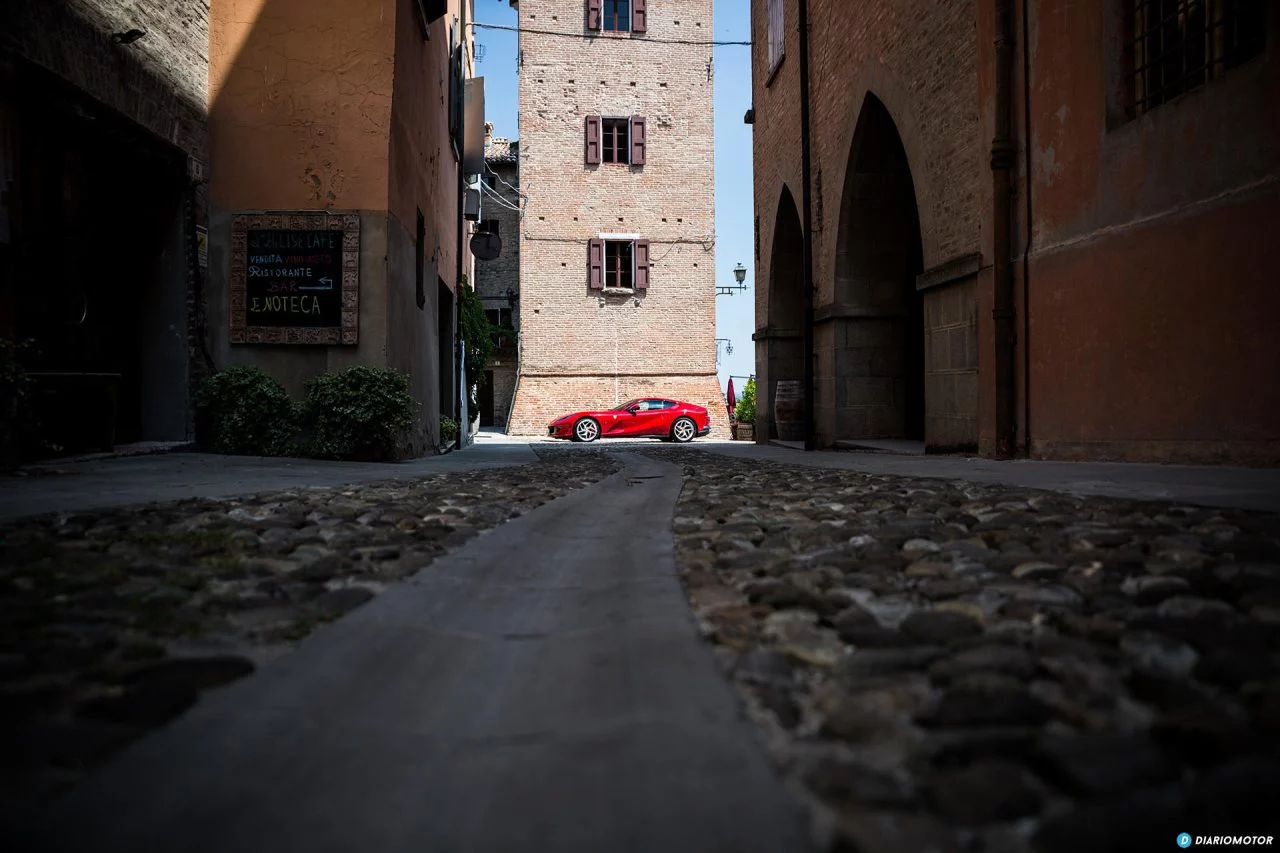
[0,338,53,467]
[194,366,297,456]
[734,378,757,425]
[303,365,416,461]
[459,277,493,413]
[439,416,459,445]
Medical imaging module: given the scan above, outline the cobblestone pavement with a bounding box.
[0,447,618,811]
[651,449,1280,853]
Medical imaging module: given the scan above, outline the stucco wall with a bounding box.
[209,0,394,211]
[974,0,1280,462]
[386,0,472,450]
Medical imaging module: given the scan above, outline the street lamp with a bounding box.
[717,262,750,296]
[715,337,734,365]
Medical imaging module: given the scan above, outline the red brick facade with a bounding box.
[506,0,728,437]
[753,0,1280,464]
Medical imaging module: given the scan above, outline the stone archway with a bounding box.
[761,186,805,440]
[831,94,925,441]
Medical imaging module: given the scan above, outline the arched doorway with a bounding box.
[762,187,804,440]
[832,95,925,441]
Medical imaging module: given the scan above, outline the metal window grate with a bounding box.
[1126,0,1266,119]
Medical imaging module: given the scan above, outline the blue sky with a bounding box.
[473,0,757,399]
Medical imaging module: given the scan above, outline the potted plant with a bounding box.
[733,379,756,441]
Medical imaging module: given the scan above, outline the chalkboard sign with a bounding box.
[230,213,360,345]
[245,230,343,327]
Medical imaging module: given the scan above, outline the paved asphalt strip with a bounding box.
[13,453,814,853]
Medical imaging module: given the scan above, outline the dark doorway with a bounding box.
[437,278,454,420]
[8,61,189,452]
[764,186,805,440]
[478,369,495,427]
[833,94,925,441]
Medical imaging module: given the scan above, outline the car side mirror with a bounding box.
[627,406,639,414]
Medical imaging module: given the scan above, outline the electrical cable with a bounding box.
[469,21,750,46]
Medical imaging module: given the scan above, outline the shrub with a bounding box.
[303,365,416,461]
[734,378,757,425]
[459,277,493,413]
[194,366,297,456]
[439,416,459,445]
[0,338,53,467]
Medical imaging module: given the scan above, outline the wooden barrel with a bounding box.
[774,380,804,442]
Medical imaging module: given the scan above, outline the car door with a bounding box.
[646,399,680,436]
[615,399,663,436]
[629,399,674,437]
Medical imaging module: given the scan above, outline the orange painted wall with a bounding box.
[388,0,470,294]
[209,0,395,211]
[976,0,1280,462]
[1027,189,1280,462]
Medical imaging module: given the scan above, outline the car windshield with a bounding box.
[613,399,642,411]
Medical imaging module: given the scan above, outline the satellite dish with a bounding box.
[470,231,502,261]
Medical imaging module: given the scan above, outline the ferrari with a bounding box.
[547,398,712,443]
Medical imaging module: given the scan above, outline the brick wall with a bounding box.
[751,0,981,449]
[1,0,209,164]
[2,0,209,440]
[507,0,726,437]
[474,150,522,427]
[474,151,522,306]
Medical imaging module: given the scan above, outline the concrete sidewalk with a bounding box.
[0,438,538,522]
[700,442,1280,513]
[13,454,813,853]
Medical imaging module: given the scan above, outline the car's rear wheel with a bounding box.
[573,417,600,442]
[671,417,697,443]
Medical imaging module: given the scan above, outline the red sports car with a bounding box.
[548,398,712,443]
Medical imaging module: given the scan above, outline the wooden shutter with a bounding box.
[587,0,602,30]
[585,115,601,165]
[634,239,650,289]
[589,238,605,289]
[633,0,648,33]
[630,116,647,165]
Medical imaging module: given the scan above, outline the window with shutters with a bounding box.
[585,116,647,166]
[587,0,647,34]
[589,237,651,291]
[767,0,785,80]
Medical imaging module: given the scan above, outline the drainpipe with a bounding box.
[455,6,468,448]
[1021,0,1034,455]
[797,0,816,451]
[992,0,1018,459]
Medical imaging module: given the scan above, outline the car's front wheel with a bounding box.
[573,417,600,442]
[671,417,697,443]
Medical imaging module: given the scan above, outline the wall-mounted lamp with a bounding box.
[505,288,519,309]
[717,262,750,296]
[112,29,147,45]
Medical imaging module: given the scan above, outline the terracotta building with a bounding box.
[208,0,480,455]
[0,0,479,460]
[474,130,521,430]
[751,0,1280,464]
[505,0,728,437]
[0,0,210,453]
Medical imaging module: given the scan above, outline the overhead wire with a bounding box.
[469,21,751,47]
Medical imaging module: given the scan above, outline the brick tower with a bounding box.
[506,0,728,437]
